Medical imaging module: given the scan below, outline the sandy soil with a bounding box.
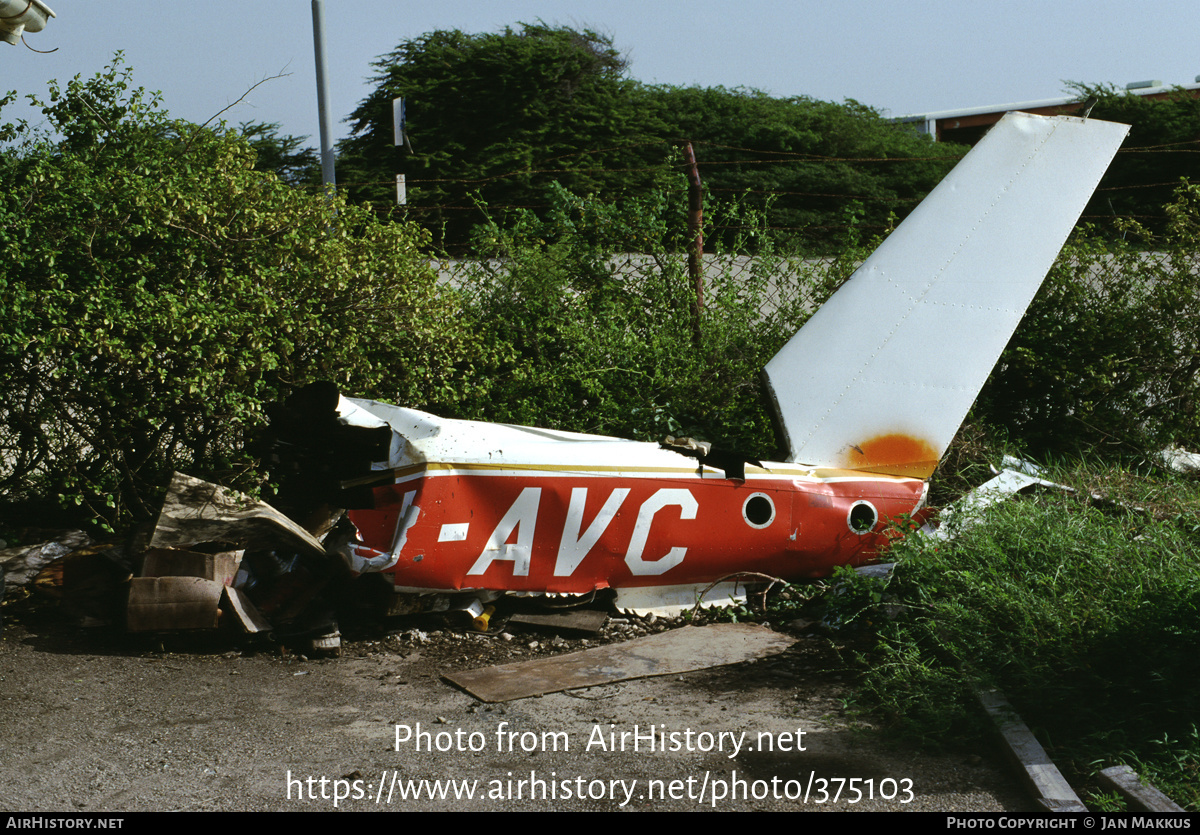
[0,596,1034,813]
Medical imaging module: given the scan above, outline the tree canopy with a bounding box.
[337,24,672,246]
[238,120,322,189]
[636,85,966,248]
[337,23,963,251]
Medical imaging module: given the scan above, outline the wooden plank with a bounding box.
[1097,765,1185,813]
[444,623,794,703]
[975,687,1088,812]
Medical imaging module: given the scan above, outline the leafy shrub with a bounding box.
[0,61,478,528]
[446,184,854,454]
[978,192,1200,456]
[855,479,1200,808]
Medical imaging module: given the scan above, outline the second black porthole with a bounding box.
[847,500,878,534]
[742,493,775,529]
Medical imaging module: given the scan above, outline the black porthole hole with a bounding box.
[848,501,878,534]
[743,493,775,528]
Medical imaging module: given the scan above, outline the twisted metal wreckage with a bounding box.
[146,112,1129,632]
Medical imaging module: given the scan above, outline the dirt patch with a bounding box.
[0,598,1033,812]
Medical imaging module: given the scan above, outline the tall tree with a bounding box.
[337,24,671,247]
[237,121,321,189]
[638,85,967,249]
[338,24,964,251]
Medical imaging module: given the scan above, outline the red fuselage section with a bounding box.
[349,465,926,595]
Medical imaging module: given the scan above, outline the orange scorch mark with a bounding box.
[844,433,939,479]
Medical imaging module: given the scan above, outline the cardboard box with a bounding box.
[140,548,241,584]
[127,547,267,633]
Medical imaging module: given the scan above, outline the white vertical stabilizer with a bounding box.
[762,112,1128,477]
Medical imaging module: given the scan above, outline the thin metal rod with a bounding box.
[312,0,336,192]
[685,141,705,343]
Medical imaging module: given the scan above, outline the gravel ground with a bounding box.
[0,594,1035,813]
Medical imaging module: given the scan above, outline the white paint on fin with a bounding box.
[763,113,1129,478]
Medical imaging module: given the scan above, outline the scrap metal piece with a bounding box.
[614,581,751,618]
[1159,446,1200,474]
[150,472,325,557]
[443,623,795,702]
[922,469,1072,540]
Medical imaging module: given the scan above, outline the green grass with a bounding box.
[840,462,1200,810]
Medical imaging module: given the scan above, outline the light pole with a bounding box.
[0,0,55,46]
[311,0,336,193]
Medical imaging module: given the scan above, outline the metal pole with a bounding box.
[684,142,704,344]
[312,0,336,192]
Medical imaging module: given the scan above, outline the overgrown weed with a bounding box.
[850,462,1200,809]
[925,422,1024,508]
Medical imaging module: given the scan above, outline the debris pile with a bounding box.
[1,468,703,652]
[0,472,360,650]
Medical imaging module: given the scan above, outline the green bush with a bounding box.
[978,194,1200,456]
[0,61,477,528]
[446,185,854,455]
[854,478,1200,809]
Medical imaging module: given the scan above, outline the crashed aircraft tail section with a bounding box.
[763,113,1129,477]
[330,398,929,608]
[261,113,1127,615]
[34,113,1130,636]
